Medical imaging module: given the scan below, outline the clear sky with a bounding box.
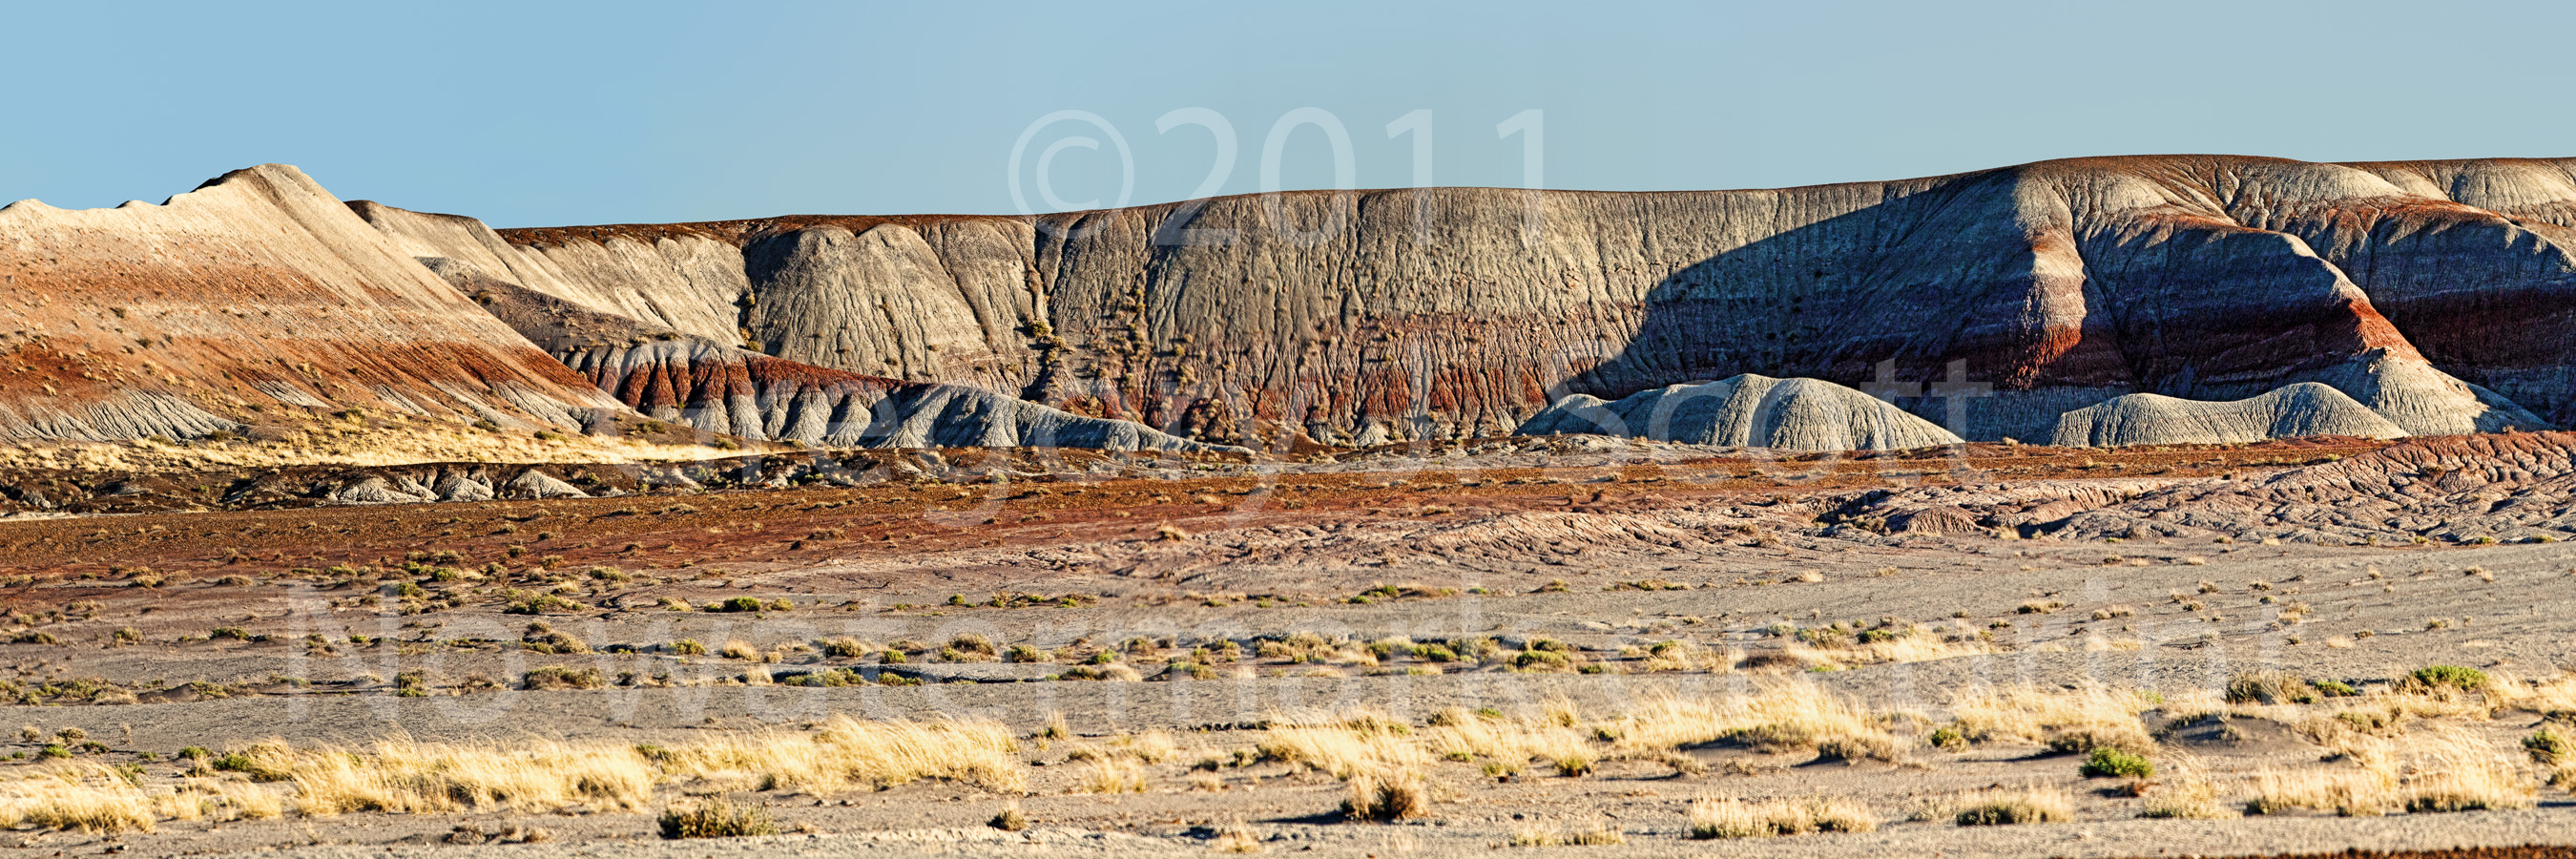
[5,1,2569,228]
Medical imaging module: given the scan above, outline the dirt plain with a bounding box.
[0,434,2571,858]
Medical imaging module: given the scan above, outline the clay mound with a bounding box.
[0,165,620,443]
[1517,374,1963,451]
[488,154,2576,445]
[2305,348,2548,436]
[360,205,1233,453]
[2050,382,2408,447]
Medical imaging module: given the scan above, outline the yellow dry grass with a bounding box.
[1608,683,1906,763]
[2510,673,2576,715]
[1686,794,1877,839]
[1948,684,2157,753]
[2248,727,2535,816]
[2398,729,2539,812]
[1783,624,1994,670]
[282,736,659,815]
[1257,711,1431,779]
[1075,756,1148,794]
[1422,709,1593,777]
[1940,784,2075,826]
[0,764,159,833]
[0,716,1023,833]
[2138,756,2233,820]
[2245,765,2399,816]
[654,715,1023,794]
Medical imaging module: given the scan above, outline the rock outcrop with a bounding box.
[362,204,1234,453]
[484,155,2576,445]
[1518,374,1963,451]
[0,165,621,442]
[2049,382,2409,447]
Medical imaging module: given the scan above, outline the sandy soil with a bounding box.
[0,436,2568,858]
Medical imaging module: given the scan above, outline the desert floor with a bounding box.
[0,437,2569,857]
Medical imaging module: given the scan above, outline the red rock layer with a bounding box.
[0,165,620,441]
[480,155,2576,443]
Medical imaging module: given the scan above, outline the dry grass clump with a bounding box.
[2517,673,2576,715]
[657,797,777,839]
[1258,711,1430,779]
[2247,727,2535,816]
[1637,639,1725,672]
[1686,794,1876,839]
[2244,765,2398,816]
[654,715,1024,794]
[0,764,159,833]
[1948,684,2156,753]
[0,765,292,833]
[286,736,659,815]
[1609,684,1907,763]
[1942,785,2074,826]
[1421,705,1593,778]
[1508,824,1625,846]
[2399,730,2539,812]
[1076,755,1148,794]
[1340,768,1429,821]
[1114,731,1181,764]
[2139,757,2233,819]
[1211,820,1263,852]
[1782,621,1995,670]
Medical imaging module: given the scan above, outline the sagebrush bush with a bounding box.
[2226,669,2315,705]
[2412,664,2489,692]
[2079,746,2155,779]
[658,799,777,839]
[521,666,607,690]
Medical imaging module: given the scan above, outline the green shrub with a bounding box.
[2526,728,2569,765]
[667,639,707,656]
[2412,664,2489,692]
[2078,747,2154,779]
[714,597,764,614]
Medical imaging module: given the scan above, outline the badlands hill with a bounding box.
[2049,382,2408,447]
[356,203,1236,453]
[484,155,2574,447]
[0,165,621,445]
[1519,374,1963,451]
[9,157,2574,455]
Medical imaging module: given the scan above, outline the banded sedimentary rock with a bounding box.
[487,155,2576,445]
[364,205,1230,452]
[0,165,620,442]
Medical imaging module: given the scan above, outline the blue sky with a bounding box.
[5,1,2569,227]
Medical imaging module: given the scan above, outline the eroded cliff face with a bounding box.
[369,209,1230,454]
[483,155,2576,446]
[0,166,620,443]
